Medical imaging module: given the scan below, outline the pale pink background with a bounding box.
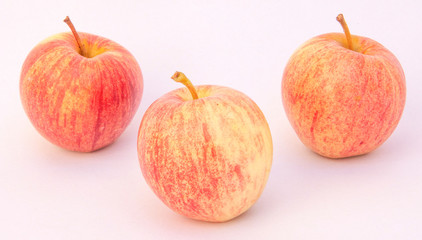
[1,0,421,239]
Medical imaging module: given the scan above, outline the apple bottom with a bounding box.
[138,85,273,222]
[21,73,140,153]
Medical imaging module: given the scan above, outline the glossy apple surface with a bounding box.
[282,15,406,158]
[20,29,143,152]
[137,73,272,222]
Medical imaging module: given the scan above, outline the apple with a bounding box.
[20,17,143,152]
[137,72,273,222]
[282,14,406,158]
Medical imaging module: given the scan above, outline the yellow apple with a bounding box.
[137,72,273,222]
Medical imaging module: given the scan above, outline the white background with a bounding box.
[1,0,421,239]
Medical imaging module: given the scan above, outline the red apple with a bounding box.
[137,72,273,222]
[20,17,143,152]
[282,14,406,158]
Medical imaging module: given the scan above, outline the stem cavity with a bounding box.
[171,72,199,100]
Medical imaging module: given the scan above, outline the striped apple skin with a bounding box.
[137,85,273,222]
[282,33,406,158]
[20,32,143,152]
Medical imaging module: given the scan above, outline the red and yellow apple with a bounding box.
[20,17,143,152]
[137,72,273,222]
[282,14,406,158]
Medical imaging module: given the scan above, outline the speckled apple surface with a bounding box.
[282,33,406,158]
[2,1,422,239]
[20,32,143,152]
[137,85,273,222]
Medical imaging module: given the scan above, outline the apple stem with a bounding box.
[336,14,354,51]
[171,72,199,100]
[63,16,87,57]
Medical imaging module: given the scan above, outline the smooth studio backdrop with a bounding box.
[1,0,421,239]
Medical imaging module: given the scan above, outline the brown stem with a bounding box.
[171,72,199,100]
[64,16,87,57]
[336,14,354,51]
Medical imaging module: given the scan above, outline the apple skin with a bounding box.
[137,85,273,222]
[282,33,406,158]
[20,32,143,152]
